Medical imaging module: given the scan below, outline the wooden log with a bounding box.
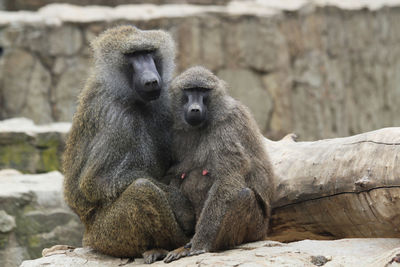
[264,128,400,242]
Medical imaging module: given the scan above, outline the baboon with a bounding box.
[63,26,194,263]
[164,66,275,262]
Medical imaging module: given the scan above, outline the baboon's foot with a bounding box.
[142,249,168,264]
[164,246,190,263]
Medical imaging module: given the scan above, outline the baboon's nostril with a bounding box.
[145,79,158,87]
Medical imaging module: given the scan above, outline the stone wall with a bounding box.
[0,119,82,267]
[1,1,400,140]
[0,118,69,173]
[0,169,83,267]
[0,0,232,11]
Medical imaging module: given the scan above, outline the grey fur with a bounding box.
[165,66,275,262]
[63,25,194,260]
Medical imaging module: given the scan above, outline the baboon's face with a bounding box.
[127,51,162,102]
[182,88,210,127]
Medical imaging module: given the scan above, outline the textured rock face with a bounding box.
[1,0,232,11]
[0,169,83,267]
[0,118,70,173]
[20,239,400,267]
[1,2,400,140]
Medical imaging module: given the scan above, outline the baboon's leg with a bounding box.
[155,181,195,237]
[191,186,266,254]
[83,178,189,258]
[212,187,267,250]
[165,187,267,263]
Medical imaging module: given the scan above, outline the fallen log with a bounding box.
[265,128,400,242]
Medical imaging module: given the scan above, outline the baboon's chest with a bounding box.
[180,168,214,220]
[129,112,172,178]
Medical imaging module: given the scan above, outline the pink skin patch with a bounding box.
[181,173,186,179]
[202,169,209,176]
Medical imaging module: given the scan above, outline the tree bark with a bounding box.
[265,128,400,242]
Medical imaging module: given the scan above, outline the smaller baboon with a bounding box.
[164,66,275,262]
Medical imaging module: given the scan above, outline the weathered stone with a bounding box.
[20,239,400,267]
[310,255,330,266]
[0,245,30,267]
[201,17,224,71]
[0,118,70,173]
[20,210,75,236]
[234,19,288,72]
[2,1,400,140]
[218,69,272,133]
[290,50,332,140]
[0,210,15,233]
[2,0,233,11]
[0,170,83,267]
[0,25,24,47]
[0,49,52,123]
[0,49,34,117]
[23,58,53,123]
[47,26,83,56]
[52,56,91,121]
[25,220,83,259]
[174,15,224,72]
[262,72,293,140]
[175,16,202,72]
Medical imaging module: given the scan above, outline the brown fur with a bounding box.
[167,66,275,257]
[63,26,194,259]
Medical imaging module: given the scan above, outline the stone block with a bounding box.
[218,68,272,133]
[1,2,400,140]
[0,170,83,267]
[20,239,400,267]
[0,118,70,173]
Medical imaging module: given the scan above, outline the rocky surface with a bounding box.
[0,118,70,173]
[20,238,400,267]
[0,0,233,11]
[1,1,400,140]
[0,169,83,267]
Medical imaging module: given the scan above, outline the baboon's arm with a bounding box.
[79,138,148,202]
[77,105,151,203]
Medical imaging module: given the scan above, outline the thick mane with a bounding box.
[63,26,196,260]
[90,25,175,102]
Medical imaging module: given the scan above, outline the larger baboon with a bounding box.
[63,26,194,263]
[164,66,275,262]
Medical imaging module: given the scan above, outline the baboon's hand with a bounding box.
[142,249,168,264]
[164,246,190,263]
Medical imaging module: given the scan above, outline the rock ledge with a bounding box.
[20,238,400,267]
